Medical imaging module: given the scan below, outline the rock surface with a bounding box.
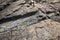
[0,19,60,40]
[0,0,60,40]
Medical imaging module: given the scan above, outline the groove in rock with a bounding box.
[11,0,18,2]
[0,0,18,11]
[0,11,38,24]
[0,3,10,11]
[0,8,3,11]
[46,11,55,14]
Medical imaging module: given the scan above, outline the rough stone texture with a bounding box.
[0,19,60,40]
[0,0,60,40]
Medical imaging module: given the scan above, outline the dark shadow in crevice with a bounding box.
[18,2,26,5]
[0,8,3,11]
[46,11,55,14]
[58,9,60,13]
[0,3,10,11]
[0,0,18,11]
[0,11,38,24]
[58,36,60,40]
[11,0,18,2]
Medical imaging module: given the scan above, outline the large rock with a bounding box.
[0,0,60,40]
[0,19,60,40]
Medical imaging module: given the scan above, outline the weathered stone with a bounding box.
[0,0,60,40]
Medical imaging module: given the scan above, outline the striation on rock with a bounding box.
[0,0,60,40]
